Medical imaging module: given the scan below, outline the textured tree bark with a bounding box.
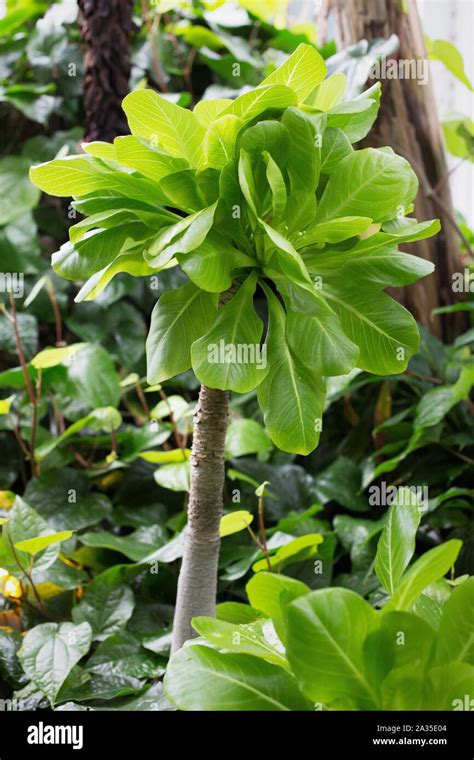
[329,0,467,340]
[78,0,133,142]
[170,384,229,653]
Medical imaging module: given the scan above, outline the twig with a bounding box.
[7,534,51,619]
[135,380,151,419]
[141,1,169,93]
[257,489,272,572]
[7,295,39,476]
[159,387,183,448]
[45,278,65,346]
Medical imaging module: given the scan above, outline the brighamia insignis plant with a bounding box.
[29,44,439,652]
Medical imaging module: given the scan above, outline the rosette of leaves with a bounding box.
[29,44,440,456]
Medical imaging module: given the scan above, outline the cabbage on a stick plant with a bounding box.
[29,44,439,653]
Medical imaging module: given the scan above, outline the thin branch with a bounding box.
[257,490,272,572]
[45,278,65,346]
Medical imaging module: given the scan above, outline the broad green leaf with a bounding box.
[0,156,41,225]
[306,245,435,289]
[192,617,287,666]
[375,488,422,596]
[53,223,154,281]
[78,525,166,562]
[146,203,218,269]
[221,84,297,123]
[284,190,317,234]
[82,141,117,160]
[15,530,74,556]
[330,83,381,143]
[252,534,323,573]
[286,588,378,707]
[18,622,92,706]
[0,496,59,577]
[29,156,168,204]
[320,128,353,174]
[159,169,206,212]
[286,310,359,376]
[164,645,310,710]
[31,343,87,369]
[246,572,309,636]
[238,149,258,216]
[122,89,205,166]
[84,630,164,681]
[66,344,121,408]
[386,540,462,612]
[262,223,332,317]
[139,449,191,464]
[153,461,190,492]
[304,221,440,287]
[415,365,474,429]
[263,151,287,220]
[365,610,436,693]
[423,662,474,710]
[281,107,320,192]
[224,418,272,458]
[260,43,327,101]
[178,232,255,293]
[0,395,15,414]
[426,38,473,91]
[240,120,290,164]
[201,114,242,169]
[72,571,135,641]
[147,281,218,384]
[23,469,112,532]
[323,284,420,374]
[442,116,474,161]
[435,578,474,665]
[114,136,189,180]
[193,98,233,128]
[379,664,425,710]
[216,602,263,625]
[75,251,158,302]
[257,288,326,454]
[297,216,372,247]
[307,72,346,110]
[315,148,417,223]
[191,273,267,393]
[220,510,254,537]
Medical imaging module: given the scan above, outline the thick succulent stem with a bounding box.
[171,285,238,654]
[170,384,229,653]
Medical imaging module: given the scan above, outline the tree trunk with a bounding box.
[170,385,229,653]
[171,284,241,654]
[78,0,133,142]
[329,0,467,340]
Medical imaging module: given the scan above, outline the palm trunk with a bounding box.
[78,0,133,142]
[328,0,468,340]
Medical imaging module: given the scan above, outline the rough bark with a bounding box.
[78,0,133,142]
[329,0,467,340]
[170,384,229,653]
